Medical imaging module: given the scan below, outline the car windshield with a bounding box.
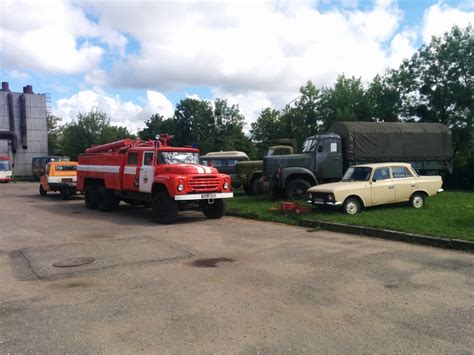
[0,161,10,171]
[342,167,372,181]
[55,165,77,171]
[301,139,317,153]
[158,152,199,165]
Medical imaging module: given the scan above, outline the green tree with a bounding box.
[47,114,63,155]
[139,114,175,141]
[367,74,401,122]
[318,75,372,130]
[61,109,134,160]
[396,26,473,159]
[250,108,284,156]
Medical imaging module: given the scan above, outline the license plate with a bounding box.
[313,198,324,204]
[201,193,217,199]
[62,178,73,182]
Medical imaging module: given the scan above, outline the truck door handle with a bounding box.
[388,185,394,189]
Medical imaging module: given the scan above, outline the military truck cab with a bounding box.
[200,151,249,188]
[264,133,343,200]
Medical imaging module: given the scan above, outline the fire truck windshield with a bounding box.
[158,152,199,165]
[0,161,11,171]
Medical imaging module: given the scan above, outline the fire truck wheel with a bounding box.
[84,186,98,209]
[39,184,47,196]
[202,199,227,219]
[152,191,178,224]
[97,186,115,212]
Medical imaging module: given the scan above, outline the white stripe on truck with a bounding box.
[78,165,120,173]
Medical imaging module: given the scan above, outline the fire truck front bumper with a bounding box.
[174,192,234,201]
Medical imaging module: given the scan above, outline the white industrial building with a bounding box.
[0,82,48,176]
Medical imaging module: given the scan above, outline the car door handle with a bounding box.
[388,185,394,189]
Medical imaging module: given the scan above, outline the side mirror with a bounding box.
[372,179,376,183]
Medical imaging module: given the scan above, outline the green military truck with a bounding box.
[200,151,249,188]
[236,139,296,195]
[263,122,453,200]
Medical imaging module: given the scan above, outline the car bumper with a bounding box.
[308,199,342,206]
[175,192,234,201]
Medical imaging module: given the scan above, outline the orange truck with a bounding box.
[76,135,233,224]
[39,161,78,199]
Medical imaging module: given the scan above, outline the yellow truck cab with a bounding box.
[39,161,78,200]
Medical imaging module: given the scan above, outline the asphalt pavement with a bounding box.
[1,182,473,353]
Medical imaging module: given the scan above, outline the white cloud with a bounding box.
[389,30,417,67]
[422,3,473,43]
[0,0,126,74]
[54,89,174,132]
[87,0,402,94]
[8,70,30,80]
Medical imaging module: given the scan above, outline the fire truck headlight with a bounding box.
[177,184,184,192]
[223,182,229,190]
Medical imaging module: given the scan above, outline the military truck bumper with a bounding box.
[175,192,234,201]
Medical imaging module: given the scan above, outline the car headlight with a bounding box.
[177,184,184,192]
[328,194,334,201]
[223,182,229,190]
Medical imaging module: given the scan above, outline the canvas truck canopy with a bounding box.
[329,122,452,162]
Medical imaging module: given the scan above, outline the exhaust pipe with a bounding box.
[19,94,28,149]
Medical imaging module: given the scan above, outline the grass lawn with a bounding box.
[227,191,474,241]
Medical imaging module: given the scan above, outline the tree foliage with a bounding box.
[47,114,63,155]
[61,109,134,160]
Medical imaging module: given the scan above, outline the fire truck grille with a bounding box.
[189,176,220,191]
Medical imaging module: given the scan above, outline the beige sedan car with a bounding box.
[307,163,443,214]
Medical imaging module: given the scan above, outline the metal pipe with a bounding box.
[0,131,18,151]
[85,139,133,153]
[7,93,17,153]
[19,94,28,149]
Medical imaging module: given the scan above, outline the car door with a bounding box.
[370,167,395,206]
[139,151,155,193]
[392,166,416,202]
[123,151,140,191]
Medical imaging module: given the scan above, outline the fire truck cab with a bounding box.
[77,136,233,224]
[0,155,12,182]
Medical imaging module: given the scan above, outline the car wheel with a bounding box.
[343,197,361,215]
[84,186,98,209]
[410,192,425,209]
[39,184,47,196]
[285,178,312,201]
[152,191,178,224]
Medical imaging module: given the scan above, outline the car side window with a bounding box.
[127,152,138,165]
[143,152,154,166]
[392,166,413,178]
[373,167,390,181]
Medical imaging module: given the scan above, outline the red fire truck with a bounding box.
[77,135,233,223]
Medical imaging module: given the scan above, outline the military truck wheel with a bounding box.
[85,186,97,209]
[250,177,261,195]
[285,178,312,201]
[410,192,425,209]
[60,187,69,200]
[152,191,178,224]
[97,186,114,211]
[202,199,226,219]
[343,197,362,215]
[39,184,47,196]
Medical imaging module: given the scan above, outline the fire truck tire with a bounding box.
[152,192,178,224]
[84,186,98,209]
[97,186,115,212]
[202,199,227,219]
[39,184,47,196]
[60,187,69,200]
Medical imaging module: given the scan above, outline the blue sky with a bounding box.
[1,0,472,132]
